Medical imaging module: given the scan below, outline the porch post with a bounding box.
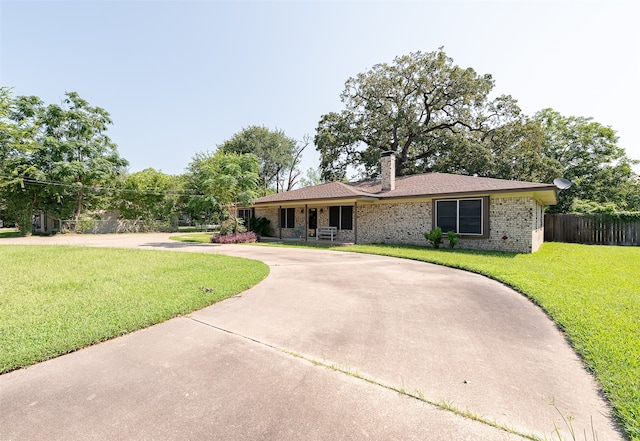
[305,204,308,241]
[354,202,358,244]
[278,205,282,239]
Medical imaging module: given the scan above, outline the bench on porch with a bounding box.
[317,226,337,241]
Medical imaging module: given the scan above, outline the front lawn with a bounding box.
[335,242,639,440]
[169,232,213,243]
[0,245,269,374]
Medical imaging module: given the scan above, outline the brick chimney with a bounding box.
[381,151,396,191]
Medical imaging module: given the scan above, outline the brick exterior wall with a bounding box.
[254,207,279,236]
[255,195,546,253]
[463,196,545,253]
[357,202,431,245]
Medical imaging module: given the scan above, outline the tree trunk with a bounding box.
[229,204,238,235]
[17,209,32,237]
[74,188,83,223]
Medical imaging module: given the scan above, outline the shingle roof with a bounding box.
[255,181,375,204]
[255,172,557,205]
[350,173,556,197]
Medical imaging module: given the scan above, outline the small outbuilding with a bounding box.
[32,211,59,235]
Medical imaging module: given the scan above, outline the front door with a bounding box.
[308,208,317,238]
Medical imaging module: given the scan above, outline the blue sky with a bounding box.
[1,0,639,178]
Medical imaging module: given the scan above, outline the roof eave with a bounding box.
[253,195,379,207]
[362,186,558,205]
[253,185,558,207]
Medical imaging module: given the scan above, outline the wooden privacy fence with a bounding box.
[544,214,640,246]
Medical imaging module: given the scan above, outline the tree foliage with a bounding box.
[117,168,183,222]
[0,90,128,233]
[219,126,307,194]
[534,108,638,213]
[34,92,128,221]
[184,150,260,232]
[299,167,325,188]
[482,119,556,182]
[315,50,521,180]
[0,88,39,233]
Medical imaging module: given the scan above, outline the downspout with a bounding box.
[279,205,282,240]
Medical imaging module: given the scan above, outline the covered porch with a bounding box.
[253,200,363,244]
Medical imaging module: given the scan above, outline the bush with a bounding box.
[219,218,246,236]
[210,231,258,244]
[132,219,178,233]
[75,215,97,234]
[423,227,443,249]
[16,211,32,236]
[248,216,271,236]
[447,231,459,248]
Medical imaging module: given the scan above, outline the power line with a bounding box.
[0,173,204,197]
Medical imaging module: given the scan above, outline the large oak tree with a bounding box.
[315,50,520,180]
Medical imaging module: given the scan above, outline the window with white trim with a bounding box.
[435,198,484,236]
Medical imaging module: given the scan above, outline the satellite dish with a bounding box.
[553,178,572,191]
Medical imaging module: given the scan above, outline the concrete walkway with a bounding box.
[0,234,624,440]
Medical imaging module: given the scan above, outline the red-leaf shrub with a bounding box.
[210,232,258,244]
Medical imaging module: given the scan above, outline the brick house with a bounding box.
[250,152,557,253]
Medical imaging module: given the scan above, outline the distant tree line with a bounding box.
[3,50,639,236]
[0,89,271,235]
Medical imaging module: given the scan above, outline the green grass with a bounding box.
[321,242,638,440]
[177,226,200,232]
[169,232,214,243]
[0,228,21,238]
[0,245,269,374]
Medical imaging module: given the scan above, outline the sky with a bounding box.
[1,0,639,179]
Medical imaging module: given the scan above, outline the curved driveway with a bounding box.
[0,234,623,440]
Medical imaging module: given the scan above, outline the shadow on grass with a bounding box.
[0,229,22,239]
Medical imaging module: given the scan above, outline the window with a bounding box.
[238,208,253,229]
[238,208,252,222]
[329,206,353,230]
[435,198,486,236]
[279,207,295,228]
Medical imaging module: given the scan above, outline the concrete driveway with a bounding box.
[0,234,624,440]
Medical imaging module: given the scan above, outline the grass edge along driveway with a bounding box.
[324,242,638,441]
[0,245,269,374]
